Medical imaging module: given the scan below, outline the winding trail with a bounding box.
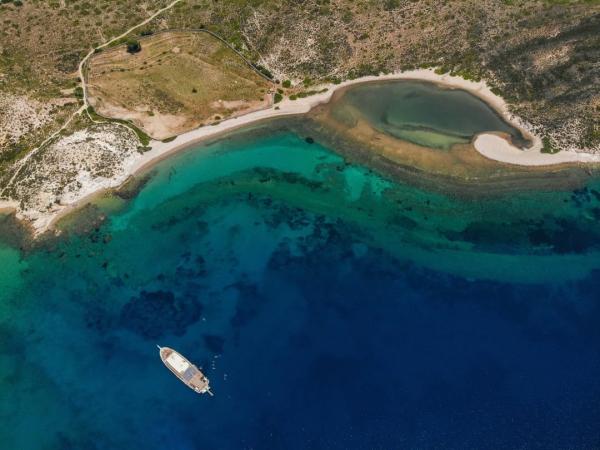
[0,0,182,198]
[79,0,183,117]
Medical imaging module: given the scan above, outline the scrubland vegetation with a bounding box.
[153,0,598,152]
[0,0,598,212]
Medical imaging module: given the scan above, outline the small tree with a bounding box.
[126,38,141,54]
[384,0,400,10]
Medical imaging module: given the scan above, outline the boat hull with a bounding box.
[158,346,213,395]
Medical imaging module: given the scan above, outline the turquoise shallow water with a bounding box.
[335,81,526,149]
[1,109,600,447]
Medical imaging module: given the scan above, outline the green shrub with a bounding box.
[274,93,283,103]
[342,10,353,23]
[126,38,141,54]
[384,0,399,10]
[253,63,273,79]
[282,80,291,88]
[541,136,560,154]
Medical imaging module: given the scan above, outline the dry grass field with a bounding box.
[86,31,273,139]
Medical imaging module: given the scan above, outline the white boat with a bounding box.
[158,346,213,396]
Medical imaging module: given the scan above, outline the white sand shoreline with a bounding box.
[130,68,600,174]
[0,200,19,214]
[474,134,600,166]
[2,68,599,235]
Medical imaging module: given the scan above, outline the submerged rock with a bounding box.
[120,290,202,339]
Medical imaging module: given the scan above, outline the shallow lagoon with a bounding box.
[1,89,600,449]
[334,81,526,149]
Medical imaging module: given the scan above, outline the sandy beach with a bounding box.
[2,68,599,235]
[129,69,600,175]
[473,134,600,166]
[0,200,19,214]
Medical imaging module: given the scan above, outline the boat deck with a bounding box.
[183,368,210,392]
[159,346,212,395]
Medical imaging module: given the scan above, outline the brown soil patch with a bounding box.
[86,31,273,139]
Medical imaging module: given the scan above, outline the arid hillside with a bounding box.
[156,0,599,153]
[0,0,173,182]
[0,0,599,220]
[2,0,599,159]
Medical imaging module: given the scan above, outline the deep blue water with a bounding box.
[1,128,600,449]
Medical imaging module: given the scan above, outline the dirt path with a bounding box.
[0,0,182,198]
[79,0,183,115]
